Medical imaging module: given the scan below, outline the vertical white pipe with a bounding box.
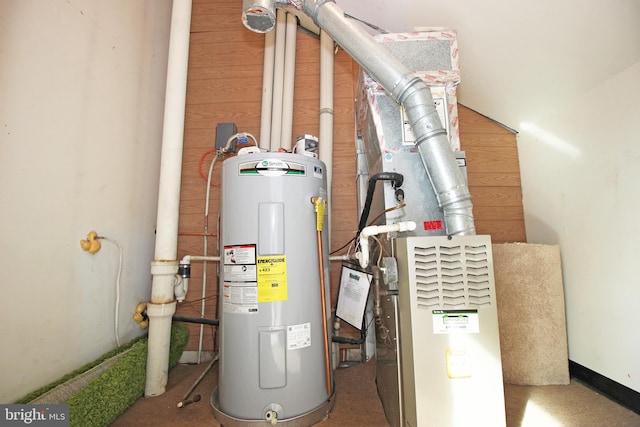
[145,0,192,398]
[270,9,287,151]
[319,30,334,240]
[280,12,297,152]
[259,29,276,150]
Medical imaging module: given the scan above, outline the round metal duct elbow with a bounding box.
[242,0,277,33]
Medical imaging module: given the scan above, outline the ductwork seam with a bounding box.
[303,0,337,24]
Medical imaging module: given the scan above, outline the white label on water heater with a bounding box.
[224,264,257,282]
[223,244,257,282]
[287,323,311,350]
[223,244,256,266]
[222,282,258,314]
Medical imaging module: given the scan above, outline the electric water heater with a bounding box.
[211,152,334,426]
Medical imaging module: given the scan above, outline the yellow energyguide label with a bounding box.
[257,255,288,302]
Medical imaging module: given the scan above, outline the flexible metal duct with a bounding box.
[244,0,475,235]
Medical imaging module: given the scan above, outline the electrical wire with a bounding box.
[198,151,222,363]
[198,149,218,184]
[97,236,123,348]
[199,132,258,357]
[192,131,260,361]
[370,234,384,268]
[182,293,217,306]
[330,203,406,255]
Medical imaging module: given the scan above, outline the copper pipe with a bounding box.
[177,231,216,237]
[312,196,332,397]
[316,228,332,397]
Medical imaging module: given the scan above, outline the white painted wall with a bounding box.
[337,0,640,392]
[0,0,172,402]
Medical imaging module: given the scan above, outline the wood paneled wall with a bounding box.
[177,0,525,351]
[459,105,526,242]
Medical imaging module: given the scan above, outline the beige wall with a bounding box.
[0,0,172,402]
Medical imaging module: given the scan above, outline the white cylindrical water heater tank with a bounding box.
[212,152,334,425]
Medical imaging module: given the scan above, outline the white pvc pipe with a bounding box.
[319,29,334,241]
[356,221,417,269]
[259,28,275,150]
[280,12,297,151]
[145,0,192,398]
[182,255,221,262]
[270,9,287,151]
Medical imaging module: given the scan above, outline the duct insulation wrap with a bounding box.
[216,152,332,421]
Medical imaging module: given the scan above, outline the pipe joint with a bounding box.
[437,185,473,208]
[151,260,179,276]
[436,185,475,236]
[357,221,416,268]
[414,129,448,147]
[392,73,424,104]
[150,261,179,304]
[302,0,337,25]
[146,301,177,319]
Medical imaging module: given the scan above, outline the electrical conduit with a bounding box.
[145,0,192,398]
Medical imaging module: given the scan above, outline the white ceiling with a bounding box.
[336,0,640,130]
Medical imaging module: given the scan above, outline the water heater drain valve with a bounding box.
[265,410,278,425]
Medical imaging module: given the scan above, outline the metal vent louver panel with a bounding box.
[394,235,506,426]
[413,242,492,309]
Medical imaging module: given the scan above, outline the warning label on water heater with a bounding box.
[223,244,258,314]
[222,282,258,314]
[257,255,288,302]
[223,244,257,282]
